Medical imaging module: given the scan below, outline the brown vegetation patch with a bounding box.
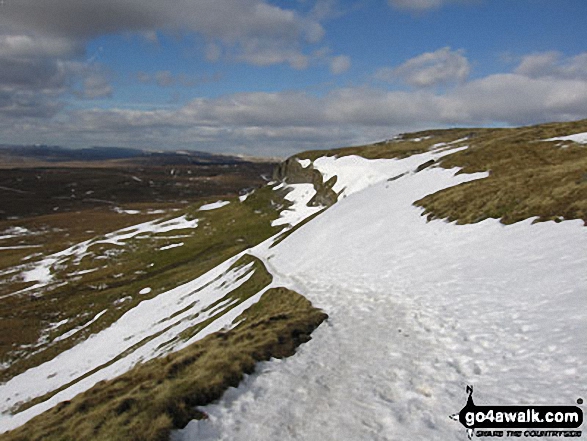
[415,119,587,224]
[0,287,327,441]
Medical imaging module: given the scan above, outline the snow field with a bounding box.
[5,214,199,297]
[0,251,269,433]
[176,150,587,440]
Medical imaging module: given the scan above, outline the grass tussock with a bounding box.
[0,287,327,441]
[415,120,587,224]
[296,128,484,161]
[298,118,587,225]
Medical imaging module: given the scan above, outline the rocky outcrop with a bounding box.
[272,157,338,207]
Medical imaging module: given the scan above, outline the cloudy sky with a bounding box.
[1,0,586,157]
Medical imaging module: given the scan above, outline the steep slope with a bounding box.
[0,183,327,439]
[1,119,586,440]
[175,122,587,440]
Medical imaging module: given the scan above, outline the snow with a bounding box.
[0,256,268,433]
[407,136,432,142]
[11,215,199,294]
[312,146,467,198]
[139,287,152,295]
[99,215,199,246]
[67,268,99,277]
[159,242,184,251]
[175,150,587,441]
[544,132,587,144]
[52,310,108,343]
[199,201,230,211]
[271,184,323,227]
[114,207,141,215]
[3,145,586,439]
[0,227,31,240]
[297,158,312,168]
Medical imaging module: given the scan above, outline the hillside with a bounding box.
[1,119,586,440]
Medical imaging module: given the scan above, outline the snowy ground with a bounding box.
[1,146,585,439]
[0,252,268,433]
[175,151,587,440]
[545,132,587,144]
[1,214,199,299]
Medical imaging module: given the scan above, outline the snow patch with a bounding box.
[113,207,141,215]
[297,158,312,168]
[52,310,108,343]
[0,245,41,250]
[0,256,270,433]
[159,242,184,251]
[271,184,323,227]
[7,215,199,296]
[199,201,230,211]
[544,132,587,144]
[313,145,469,198]
[0,227,31,240]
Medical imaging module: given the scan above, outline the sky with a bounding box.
[0,0,586,157]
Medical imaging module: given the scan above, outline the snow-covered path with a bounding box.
[176,156,587,440]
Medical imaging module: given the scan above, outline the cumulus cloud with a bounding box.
[0,0,334,119]
[329,55,351,74]
[388,0,471,12]
[74,73,113,99]
[376,47,470,88]
[136,71,223,88]
[2,41,587,157]
[515,51,587,80]
[0,0,324,68]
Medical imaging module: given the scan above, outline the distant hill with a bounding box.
[0,145,246,165]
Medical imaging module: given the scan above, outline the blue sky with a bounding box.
[1,0,586,157]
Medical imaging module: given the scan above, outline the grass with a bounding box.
[295,119,587,225]
[415,120,587,224]
[0,287,327,441]
[295,128,483,161]
[0,185,286,383]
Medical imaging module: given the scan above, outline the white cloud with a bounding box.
[376,47,470,88]
[389,0,444,10]
[2,49,587,157]
[0,35,83,58]
[76,74,113,99]
[0,0,325,69]
[0,0,332,119]
[329,55,351,75]
[387,0,478,13]
[388,0,470,12]
[515,51,587,80]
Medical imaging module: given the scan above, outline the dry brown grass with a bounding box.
[0,186,283,383]
[297,119,587,225]
[0,287,327,441]
[415,120,587,224]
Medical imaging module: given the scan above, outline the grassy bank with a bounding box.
[1,287,327,441]
[297,119,587,225]
[1,186,286,383]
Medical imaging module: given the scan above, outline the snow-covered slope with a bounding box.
[2,137,585,440]
[0,254,274,432]
[175,149,587,440]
